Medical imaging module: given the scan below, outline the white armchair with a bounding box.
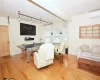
[34,43,54,69]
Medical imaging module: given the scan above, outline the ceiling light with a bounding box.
[40,18,42,26]
[18,17,20,21]
[18,11,20,21]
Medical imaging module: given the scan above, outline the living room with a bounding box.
[0,0,100,80]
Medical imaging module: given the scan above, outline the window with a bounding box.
[53,30,60,43]
[44,31,51,43]
[44,30,60,43]
[44,27,67,43]
[79,24,100,39]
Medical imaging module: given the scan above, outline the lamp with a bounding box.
[40,18,42,26]
[18,11,20,21]
[31,18,33,24]
[18,11,52,25]
[51,23,53,35]
[60,31,62,34]
[43,22,47,27]
[51,32,53,35]
[8,16,10,24]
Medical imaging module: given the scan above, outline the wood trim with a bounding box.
[0,25,8,26]
[99,26,100,38]
[79,27,81,38]
[78,58,100,76]
[86,27,87,37]
[80,24,100,27]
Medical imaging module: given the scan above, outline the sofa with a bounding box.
[76,44,100,62]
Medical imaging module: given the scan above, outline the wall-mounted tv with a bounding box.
[20,23,36,35]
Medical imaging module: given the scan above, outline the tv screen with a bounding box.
[20,23,36,35]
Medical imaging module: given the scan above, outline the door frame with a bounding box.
[0,25,10,57]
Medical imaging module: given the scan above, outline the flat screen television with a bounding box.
[20,23,36,35]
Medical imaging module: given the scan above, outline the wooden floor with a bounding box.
[0,54,100,80]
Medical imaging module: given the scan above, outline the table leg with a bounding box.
[21,49,24,58]
[27,51,30,63]
[21,49,27,58]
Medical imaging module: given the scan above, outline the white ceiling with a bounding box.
[33,0,100,20]
[0,0,100,23]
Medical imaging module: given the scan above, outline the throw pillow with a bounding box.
[80,44,90,52]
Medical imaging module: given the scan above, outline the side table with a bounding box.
[54,53,63,65]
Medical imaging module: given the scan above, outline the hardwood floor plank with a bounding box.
[2,63,10,79]
[0,66,3,80]
[7,63,15,79]
[74,68,100,80]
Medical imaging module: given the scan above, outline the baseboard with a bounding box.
[10,52,21,56]
[0,55,11,62]
[69,53,77,56]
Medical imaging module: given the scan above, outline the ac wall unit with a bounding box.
[88,10,100,18]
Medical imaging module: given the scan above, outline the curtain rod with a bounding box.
[28,0,68,22]
[18,11,52,25]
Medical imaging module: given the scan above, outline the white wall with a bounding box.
[42,22,68,42]
[68,13,100,55]
[0,17,43,55]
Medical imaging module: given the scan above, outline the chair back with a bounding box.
[58,40,67,54]
[38,43,54,59]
